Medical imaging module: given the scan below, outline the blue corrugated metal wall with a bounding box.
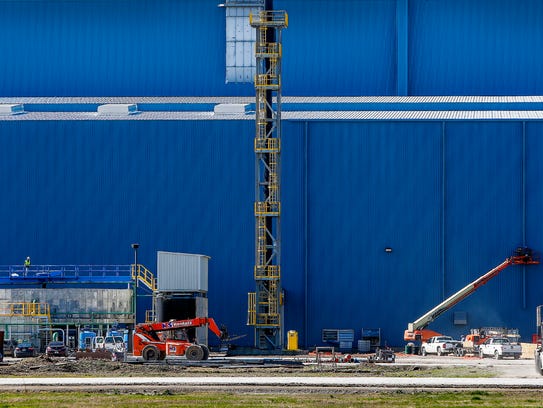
[305,121,443,345]
[0,120,257,337]
[2,0,543,347]
[0,120,251,261]
[1,117,541,345]
[0,118,308,345]
[303,119,541,344]
[0,0,231,96]
[276,0,398,96]
[409,0,543,95]
[2,0,543,96]
[525,122,543,321]
[439,122,527,337]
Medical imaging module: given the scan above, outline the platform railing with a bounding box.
[0,264,135,283]
[131,264,156,291]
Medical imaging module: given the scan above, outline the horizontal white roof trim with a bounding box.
[2,96,543,104]
[285,110,543,120]
[2,110,543,121]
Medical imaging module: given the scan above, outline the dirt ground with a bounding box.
[0,352,490,378]
[0,350,537,379]
[0,354,398,377]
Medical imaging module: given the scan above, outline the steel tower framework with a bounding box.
[247,9,287,350]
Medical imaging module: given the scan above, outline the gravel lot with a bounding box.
[397,354,540,378]
[0,352,539,379]
[0,352,540,394]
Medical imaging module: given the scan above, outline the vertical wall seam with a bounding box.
[522,120,526,309]
[441,120,446,300]
[303,120,309,347]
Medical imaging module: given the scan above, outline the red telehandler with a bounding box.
[404,247,539,342]
[133,317,227,361]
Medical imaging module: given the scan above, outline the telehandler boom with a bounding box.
[404,247,538,342]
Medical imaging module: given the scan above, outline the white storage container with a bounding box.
[157,251,209,292]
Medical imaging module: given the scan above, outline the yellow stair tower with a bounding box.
[247,9,288,350]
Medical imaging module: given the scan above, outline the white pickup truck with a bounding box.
[535,344,543,375]
[478,337,522,359]
[420,336,460,356]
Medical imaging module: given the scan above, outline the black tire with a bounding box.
[535,351,543,375]
[479,349,484,358]
[142,345,160,361]
[201,344,210,360]
[494,350,501,360]
[437,347,442,356]
[421,347,427,356]
[185,345,204,361]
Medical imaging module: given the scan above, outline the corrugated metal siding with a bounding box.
[409,0,543,95]
[7,95,543,114]
[280,122,307,339]
[195,297,210,345]
[0,0,241,97]
[1,115,542,345]
[8,110,543,122]
[0,119,257,339]
[2,1,543,96]
[305,121,443,344]
[157,251,209,292]
[525,122,543,323]
[439,122,526,337]
[275,0,397,96]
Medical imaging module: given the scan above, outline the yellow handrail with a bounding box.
[247,292,256,325]
[255,201,281,215]
[0,302,51,320]
[249,10,288,27]
[131,264,157,291]
[145,309,155,323]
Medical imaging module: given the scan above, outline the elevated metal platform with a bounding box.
[0,265,133,285]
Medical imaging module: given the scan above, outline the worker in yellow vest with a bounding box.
[24,256,31,276]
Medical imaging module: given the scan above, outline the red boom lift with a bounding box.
[133,317,227,361]
[404,247,539,342]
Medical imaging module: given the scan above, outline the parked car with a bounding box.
[13,341,37,358]
[3,339,18,357]
[46,341,67,357]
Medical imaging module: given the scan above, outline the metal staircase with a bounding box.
[131,263,157,325]
[131,264,157,291]
[247,9,288,350]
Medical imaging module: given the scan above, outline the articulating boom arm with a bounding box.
[136,317,227,341]
[404,247,539,341]
[133,316,228,361]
